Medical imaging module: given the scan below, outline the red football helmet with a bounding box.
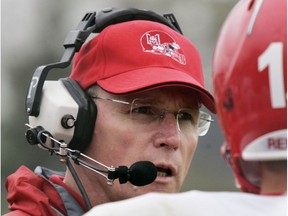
[212,0,287,193]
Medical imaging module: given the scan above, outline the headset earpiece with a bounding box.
[61,78,97,151]
[28,78,96,151]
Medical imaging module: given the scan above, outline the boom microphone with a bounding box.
[129,161,157,186]
[109,161,157,186]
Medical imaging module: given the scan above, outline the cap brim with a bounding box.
[97,68,216,113]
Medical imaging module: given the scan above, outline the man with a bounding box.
[4,8,215,215]
[83,0,287,215]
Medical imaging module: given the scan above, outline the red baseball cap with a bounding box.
[70,20,215,113]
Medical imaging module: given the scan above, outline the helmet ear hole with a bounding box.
[220,142,232,165]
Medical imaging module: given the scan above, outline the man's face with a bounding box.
[85,86,200,201]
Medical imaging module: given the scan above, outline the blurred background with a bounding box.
[2,0,239,213]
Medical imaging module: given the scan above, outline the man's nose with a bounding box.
[153,113,181,150]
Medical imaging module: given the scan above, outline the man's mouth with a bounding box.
[156,167,172,177]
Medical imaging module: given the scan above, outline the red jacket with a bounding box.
[4,166,88,216]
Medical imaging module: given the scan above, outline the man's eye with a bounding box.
[178,111,193,121]
[132,106,154,115]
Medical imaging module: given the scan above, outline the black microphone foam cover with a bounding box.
[128,161,157,186]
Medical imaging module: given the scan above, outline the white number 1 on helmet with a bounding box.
[258,42,286,109]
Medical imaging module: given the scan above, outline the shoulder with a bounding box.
[2,209,31,216]
[84,191,287,216]
[5,165,66,216]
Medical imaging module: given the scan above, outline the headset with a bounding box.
[25,7,183,152]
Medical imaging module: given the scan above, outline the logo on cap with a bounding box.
[140,30,186,65]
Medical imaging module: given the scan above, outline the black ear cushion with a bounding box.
[60,78,97,152]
